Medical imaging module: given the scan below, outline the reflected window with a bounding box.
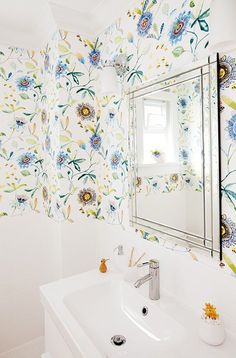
[141,98,172,164]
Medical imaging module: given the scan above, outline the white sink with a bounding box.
[64,278,185,358]
[40,270,236,358]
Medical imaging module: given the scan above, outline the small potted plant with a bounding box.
[199,303,225,346]
[151,150,164,162]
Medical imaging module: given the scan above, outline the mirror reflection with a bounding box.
[136,78,204,237]
[129,56,221,256]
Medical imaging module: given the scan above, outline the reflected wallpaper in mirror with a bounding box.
[135,77,204,237]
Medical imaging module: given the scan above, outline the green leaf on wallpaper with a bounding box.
[58,44,69,54]
[127,54,134,62]
[25,62,37,70]
[222,96,236,110]
[76,87,95,99]
[20,93,29,100]
[0,67,6,76]
[199,8,210,19]
[85,39,94,49]
[224,188,236,200]
[198,19,209,32]
[223,253,236,274]
[68,158,86,171]
[134,8,142,15]
[26,138,37,145]
[0,212,8,217]
[172,46,185,57]
[67,71,84,77]
[60,135,71,143]
[127,70,143,84]
[21,170,31,176]
[115,36,123,44]
[112,173,119,180]
[153,23,159,35]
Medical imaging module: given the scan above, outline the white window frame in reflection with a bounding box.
[136,92,178,167]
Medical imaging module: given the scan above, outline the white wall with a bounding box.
[61,216,99,278]
[0,214,61,355]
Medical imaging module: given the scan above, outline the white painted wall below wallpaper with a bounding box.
[0,214,61,355]
[61,217,97,278]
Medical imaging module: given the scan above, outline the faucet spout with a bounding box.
[134,274,152,288]
[134,259,160,300]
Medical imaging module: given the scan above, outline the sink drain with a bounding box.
[142,306,148,316]
[111,335,126,346]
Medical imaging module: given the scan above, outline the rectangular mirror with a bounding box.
[129,55,221,258]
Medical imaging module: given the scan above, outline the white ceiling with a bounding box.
[49,0,106,14]
[0,0,57,50]
[0,0,135,50]
[48,0,136,37]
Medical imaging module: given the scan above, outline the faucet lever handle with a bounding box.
[137,261,149,268]
[137,259,159,269]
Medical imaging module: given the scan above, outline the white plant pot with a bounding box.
[199,317,225,346]
[153,155,165,164]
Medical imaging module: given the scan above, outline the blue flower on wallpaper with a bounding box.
[16,76,35,92]
[194,81,200,94]
[219,55,236,89]
[44,54,50,72]
[169,11,191,45]
[137,12,153,37]
[18,152,36,168]
[227,115,236,141]
[221,214,236,248]
[108,109,115,120]
[110,150,122,169]
[16,195,28,205]
[90,133,102,151]
[45,135,51,152]
[56,151,69,169]
[79,143,86,150]
[179,148,189,161]
[108,201,117,215]
[55,60,68,79]
[15,118,27,129]
[178,96,189,110]
[152,180,159,189]
[89,49,101,67]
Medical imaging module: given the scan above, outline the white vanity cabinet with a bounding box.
[42,312,80,358]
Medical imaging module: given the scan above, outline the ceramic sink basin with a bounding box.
[40,270,236,358]
[64,278,185,358]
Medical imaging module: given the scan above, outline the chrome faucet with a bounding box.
[134,259,160,300]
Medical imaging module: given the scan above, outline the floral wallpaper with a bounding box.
[1,0,236,271]
[0,33,59,218]
[96,0,236,269]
